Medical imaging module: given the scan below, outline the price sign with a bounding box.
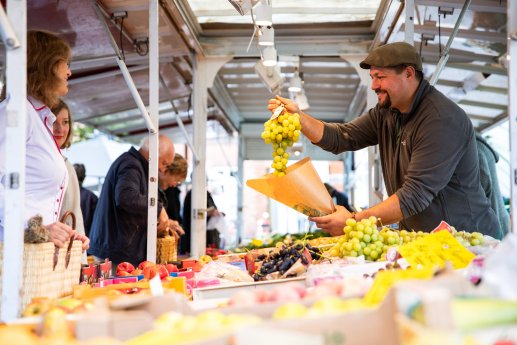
[398,230,475,270]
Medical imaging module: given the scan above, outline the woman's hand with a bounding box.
[268,95,301,114]
[73,232,90,251]
[309,205,352,237]
[45,222,74,248]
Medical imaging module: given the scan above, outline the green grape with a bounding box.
[262,110,302,174]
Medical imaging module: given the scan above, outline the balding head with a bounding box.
[139,134,175,173]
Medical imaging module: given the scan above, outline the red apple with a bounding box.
[165,263,178,273]
[138,260,155,270]
[161,276,174,283]
[116,270,131,277]
[130,268,143,276]
[116,262,135,274]
[143,265,158,280]
[156,265,169,279]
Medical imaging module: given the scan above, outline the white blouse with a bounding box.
[0,97,68,239]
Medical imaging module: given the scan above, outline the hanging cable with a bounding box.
[119,16,125,61]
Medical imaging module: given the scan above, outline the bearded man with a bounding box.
[268,42,500,238]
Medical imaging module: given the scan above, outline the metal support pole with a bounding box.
[1,0,26,321]
[146,0,159,262]
[346,55,383,206]
[236,136,245,245]
[508,0,517,234]
[404,0,414,45]
[159,75,200,164]
[116,59,157,133]
[191,54,208,258]
[93,0,157,134]
[429,0,472,86]
[0,4,20,49]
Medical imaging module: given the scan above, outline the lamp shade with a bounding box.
[295,92,310,111]
[259,26,274,46]
[254,0,272,26]
[262,46,277,66]
[288,75,302,93]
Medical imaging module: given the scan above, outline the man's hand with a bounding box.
[169,219,185,236]
[45,222,74,248]
[157,208,169,232]
[309,205,352,237]
[268,95,300,114]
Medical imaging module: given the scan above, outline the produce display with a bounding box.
[273,297,368,319]
[126,310,261,345]
[4,205,507,345]
[232,231,330,252]
[260,108,302,176]
[252,242,321,281]
[325,217,486,262]
[115,261,179,281]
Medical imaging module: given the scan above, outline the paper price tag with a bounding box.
[270,103,284,120]
[363,267,434,305]
[149,274,164,296]
[397,230,475,270]
[431,220,454,234]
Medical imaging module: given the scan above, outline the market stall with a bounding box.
[1,0,516,344]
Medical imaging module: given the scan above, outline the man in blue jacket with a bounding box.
[89,135,175,266]
[269,42,499,238]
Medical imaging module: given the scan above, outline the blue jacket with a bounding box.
[89,147,162,265]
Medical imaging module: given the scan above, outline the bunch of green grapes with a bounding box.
[326,216,387,261]
[326,218,429,262]
[261,111,302,176]
[382,229,428,245]
[452,230,485,247]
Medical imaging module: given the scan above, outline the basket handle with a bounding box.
[53,211,77,270]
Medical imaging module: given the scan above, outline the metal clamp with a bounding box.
[193,208,207,220]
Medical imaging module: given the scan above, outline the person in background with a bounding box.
[157,153,187,239]
[182,188,222,254]
[269,42,499,238]
[324,182,354,213]
[475,133,510,238]
[88,135,175,267]
[51,100,86,240]
[161,154,188,225]
[73,163,98,238]
[0,30,88,250]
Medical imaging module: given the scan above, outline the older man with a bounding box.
[89,135,175,266]
[269,42,499,238]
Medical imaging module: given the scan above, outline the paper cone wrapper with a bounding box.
[246,157,335,217]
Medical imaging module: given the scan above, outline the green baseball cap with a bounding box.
[360,42,423,71]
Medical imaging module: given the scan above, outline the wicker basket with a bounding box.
[0,240,82,313]
[156,236,177,264]
[0,211,83,314]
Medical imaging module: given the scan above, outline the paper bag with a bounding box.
[246,157,335,217]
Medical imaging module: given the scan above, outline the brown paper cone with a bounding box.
[246,157,336,217]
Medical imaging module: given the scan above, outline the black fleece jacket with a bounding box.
[317,80,499,236]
